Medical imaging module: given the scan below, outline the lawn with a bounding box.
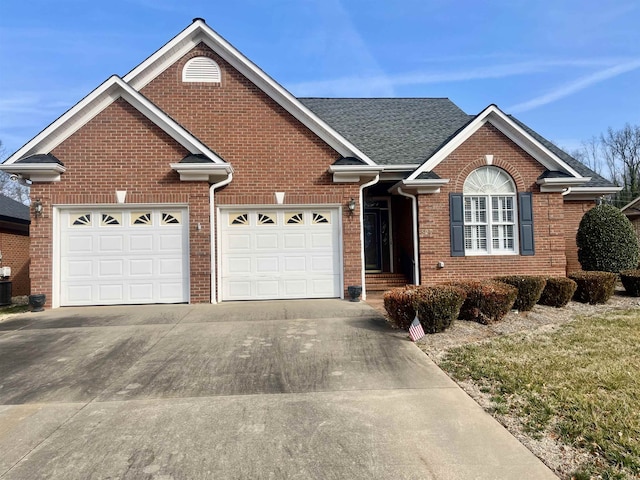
[439,309,640,480]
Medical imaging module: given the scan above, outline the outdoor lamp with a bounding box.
[348,198,356,215]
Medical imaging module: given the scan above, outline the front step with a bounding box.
[365,273,411,292]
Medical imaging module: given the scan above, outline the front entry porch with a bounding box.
[363,183,415,292]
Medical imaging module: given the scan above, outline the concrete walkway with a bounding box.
[0,300,557,479]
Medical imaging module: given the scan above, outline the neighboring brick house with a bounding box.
[621,197,640,245]
[0,195,30,296]
[0,19,618,308]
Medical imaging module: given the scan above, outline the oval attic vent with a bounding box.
[182,57,221,83]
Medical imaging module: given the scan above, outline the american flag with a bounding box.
[409,316,425,342]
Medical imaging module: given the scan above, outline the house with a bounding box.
[0,18,618,308]
[621,197,640,242]
[0,194,30,296]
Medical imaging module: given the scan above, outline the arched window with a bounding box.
[463,166,518,254]
[182,57,221,83]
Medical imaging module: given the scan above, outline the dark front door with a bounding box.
[364,201,391,272]
[364,211,382,271]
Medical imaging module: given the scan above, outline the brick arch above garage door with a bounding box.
[219,207,342,301]
[57,207,189,306]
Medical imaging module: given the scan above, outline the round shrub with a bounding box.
[538,277,577,307]
[413,285,466,334]
[568,271,617,304]
[620,269,640,297]
[450,281,518,324]
[576,204,639,273]
[494,275,547,311]
[383,285,419,329]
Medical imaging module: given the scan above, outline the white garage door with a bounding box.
[220,208,342,300]
[59,208,189,306]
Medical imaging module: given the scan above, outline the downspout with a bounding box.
[359,174,380,300]
[209,173,233,303]
[397,187,420,286]
[562,187,572,196]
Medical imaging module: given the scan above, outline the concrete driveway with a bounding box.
[0,300,556,479]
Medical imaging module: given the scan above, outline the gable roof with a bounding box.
[407,104,591,181]
[2,75,225,167]
[300,98,469,166]
[122,18,375,165]
[0,195,30,224]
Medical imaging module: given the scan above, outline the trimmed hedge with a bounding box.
[538,277,578,307]
[413,285,466,334]
[576,204,639,273]
[620,270,640,297]
[383,285,419,329]
[568,271,617,304]
[494,275,547,312]
[450,281,518,324]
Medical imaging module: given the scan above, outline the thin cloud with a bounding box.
[509,59,640,113]
[288,59,623,97]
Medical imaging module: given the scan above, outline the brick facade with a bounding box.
[30,43,363,306]
[415,123,573,283]
[563,201,595,273]
[0,228,29,296]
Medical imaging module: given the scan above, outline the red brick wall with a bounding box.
[0,229,30,296]
[140,43,362,294]
[417,123,569,283]
[563,200,595,273]
[31,43,363,305]
[32,98,210,307]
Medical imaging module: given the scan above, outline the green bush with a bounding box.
[538,277,578,307]
[568,271,617,304]
[576,204,639,273]
[383,285,419,329]
[620,270,640,297]
[451,281,518,324]
[494,275,547,311]
[413,285,466,334]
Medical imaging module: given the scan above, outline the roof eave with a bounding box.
[391,178,450,194]
[563,186,623,201]
[170,162,234,182]
[536,176,592,192]
[0,163,66,182]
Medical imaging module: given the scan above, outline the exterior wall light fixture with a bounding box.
[33,199,43,218]
[348,198,356,215]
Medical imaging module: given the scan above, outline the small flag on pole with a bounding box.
[409,316,425,342]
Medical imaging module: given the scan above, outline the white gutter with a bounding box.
[359,174,380,299]
[397,187,420,286]
[209,173,233,303]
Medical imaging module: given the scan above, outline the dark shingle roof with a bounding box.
[416,171,442,180]
[333,156,367,166]
[0,195,30,223]
[17,153,64,165]
[299,98,470,166]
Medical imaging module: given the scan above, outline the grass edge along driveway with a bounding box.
[438,309,640,480]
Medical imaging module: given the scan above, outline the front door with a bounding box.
[364,199,391,272]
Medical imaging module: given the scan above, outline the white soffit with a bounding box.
[122,19,375,165]
[407,105,585,181]
[4,75,225,165]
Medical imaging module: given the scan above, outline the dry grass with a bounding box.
[438,309,640,479]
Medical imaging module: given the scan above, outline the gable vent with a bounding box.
[182,57,221,83]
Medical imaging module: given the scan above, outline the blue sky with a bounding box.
[1,0,639,159]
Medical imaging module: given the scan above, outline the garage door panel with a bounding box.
[130,259,153,276]
[67,236,93,254]
[99,235,124,252]
[256,234,278,249]
[221,208,341,300]
[256,257,279,273]
[129,235,154,252]
[60,208,189,306]
[99,259,123,276]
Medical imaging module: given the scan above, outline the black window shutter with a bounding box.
[519,192,535,256]
[450,193,465,257]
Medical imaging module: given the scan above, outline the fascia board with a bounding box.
[407,104,583,181]
[0,163,66,182]
[124,21,375,165]
[328,165,384,173]
[170,163,233,182]
[5,75,224,165]
[537,177,591,185]
[564,186,622,201]
[398,178,450,194]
